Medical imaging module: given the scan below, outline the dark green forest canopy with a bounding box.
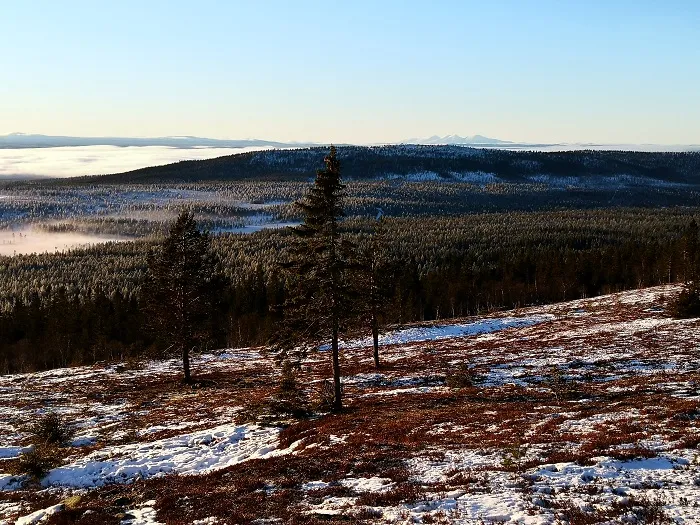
[1,208,696,304]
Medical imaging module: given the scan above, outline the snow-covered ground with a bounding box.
[1,285,699,523]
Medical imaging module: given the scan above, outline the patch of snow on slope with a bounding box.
[302,477,393,493]
[15,504,63,525]
[532,454,691,490]
[42,423,293,488]
[337,315,554,349]
[545,317,685,344]
[450,171,500,183]
[396,443,700,524]
[0,446,31,459]
[121,500,163,525]
[363,386,449,397]
[397,492,531,523]
[138,421,201,437]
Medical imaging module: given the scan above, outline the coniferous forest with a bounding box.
[1,146,699,375]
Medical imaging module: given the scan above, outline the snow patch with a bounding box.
[0,446,32,459]
[121,500,163,525]
[334,315,554,349]
[15,504,63,525]
[42,424,290,488]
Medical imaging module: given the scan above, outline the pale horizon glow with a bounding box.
[1,1,699,145]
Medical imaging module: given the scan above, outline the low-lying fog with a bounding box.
[0,219,300,256]
[0,230,127,256]
[0,145,275,179]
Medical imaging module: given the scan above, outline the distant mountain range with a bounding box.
[402,135,700,152]
[0,133,310,149]
[404,134,514,145]
[1,132,521,149]
[2,133,697,154]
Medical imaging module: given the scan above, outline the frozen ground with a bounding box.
[1,285,699,523]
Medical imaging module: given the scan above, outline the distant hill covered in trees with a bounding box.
[71,145,700,185]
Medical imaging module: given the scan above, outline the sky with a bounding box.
[1,0,699,145]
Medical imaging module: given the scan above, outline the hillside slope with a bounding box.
[1,285,699,523]
[71,145,700,185]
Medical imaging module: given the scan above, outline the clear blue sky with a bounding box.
[1,0,699,144]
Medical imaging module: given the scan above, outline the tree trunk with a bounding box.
[331,318,342,411]
[372,313,380,369]
[182,345,191,384]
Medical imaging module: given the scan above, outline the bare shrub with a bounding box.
[316,379,342,411]
[446,362,477,388]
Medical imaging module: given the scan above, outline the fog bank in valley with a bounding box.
[0,145,275,179]
[0,230,127,256]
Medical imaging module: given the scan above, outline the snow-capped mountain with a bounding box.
[405,134,514,145]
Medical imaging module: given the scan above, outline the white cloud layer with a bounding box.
[0,146,273,178]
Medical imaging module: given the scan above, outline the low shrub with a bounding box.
[355,482,425,506]
[13,445,64,482]
[670,285,700,318]
[351,507,383,520]
[274,360,310,418]
[316,379,342,412]
[446,362,477,389]
[29,412,76,446]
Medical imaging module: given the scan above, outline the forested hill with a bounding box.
[72,145,700,185]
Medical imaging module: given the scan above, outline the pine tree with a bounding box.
[144,210,223,383]
[277,146,354,411]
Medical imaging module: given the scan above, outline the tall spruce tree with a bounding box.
[277,146,354,411]
[144,210,223,383]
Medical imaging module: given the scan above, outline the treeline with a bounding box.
[0,207,698,374]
